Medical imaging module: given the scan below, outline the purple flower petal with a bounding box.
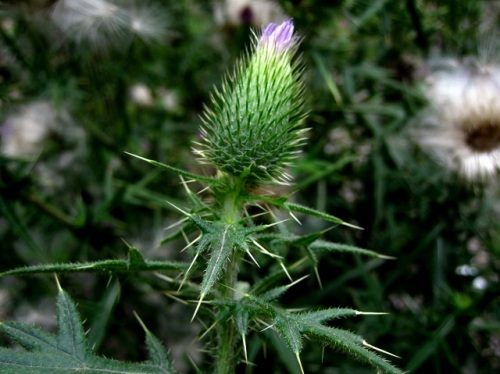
[258,20,295,53]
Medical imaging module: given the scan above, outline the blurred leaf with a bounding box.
[86,280,121,351]
[0,196,42,258]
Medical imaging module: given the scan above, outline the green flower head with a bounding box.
[194,20,307,185]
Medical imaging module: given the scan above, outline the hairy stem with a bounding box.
[215,250,240,373]
[214,174,245,373]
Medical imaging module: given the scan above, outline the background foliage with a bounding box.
[0,0,499,373]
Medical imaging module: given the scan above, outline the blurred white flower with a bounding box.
[129,83,153,107]
[472,276,488,291]
[1,102,58,158]
[156,87,180,113]
[51,0,129,49]
[214,0,286,27]
[324,127,353,155]
[1,100,87,194]
[455,264,479,277]
[126,2,169,44]
[414,59,500,181]
[51,0,169,49]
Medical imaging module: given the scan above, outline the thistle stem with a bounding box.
[214,174,244,373]
[218,173,245,224]
[215,250,240,373]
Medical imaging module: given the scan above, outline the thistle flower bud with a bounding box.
[194,20,307,185]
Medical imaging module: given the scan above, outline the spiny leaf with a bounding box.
[56,285,88,360]
[302,324,403,374]
[0,288,177,373]
[253,195,361,229]
[127,246,147,268]
[145,330,176,371]
[245,293,403,374]
[125,151,217,185]
[200,224,234,297]
[189,216,270,299]
[274,315,302,356]
[234,306,250,337]
[309,240,395,260]
[0,246,188,277]
[299,308,359,324]
[283,202,362,229]
[258,275,309,302]
[256,231,324,247]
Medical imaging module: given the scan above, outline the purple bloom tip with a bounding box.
[258,20,295,53]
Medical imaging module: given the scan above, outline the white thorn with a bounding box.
[164,216,189,231]
[253,202,266,211]
[179,175,192,195]
[197,185,210,195]
[180,234,201,252]
[191,294,205,322]
[251,239,283,259]
[342,221,364,230]
[163,291,189,305]
[279,261,293,282]
[355,311,389,315]
[288,274,309,288]
[289,211,302,225]
[179,253,199,291]
[246,250,260,268]
[362,340,400,358]
[242,333,248,363]
[166,201,191,216]
[296,352,305,374]
[132,310,147,331]
[313,267,323,289]
[378,254,397,260]
[260,323,275,332]
[198,320,217,341]
[265,218,291,228]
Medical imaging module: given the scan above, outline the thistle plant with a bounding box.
[0,20,402,373]
[126,20,402,373]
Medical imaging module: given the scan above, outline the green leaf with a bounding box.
[188,216,270,299]
[309,240,395,259]
[258,284,292,302]
[245,293,403,374]
[0,246,189,277]
[274,315,302,355]
[144,328,177,372]
[256,231,324,247]
[299,308,358,324]
[303,324,402,374]
[200,223,235,297]
[252,195,361,229]
[125,152,217,185]
[283,202,362,229]
[0,288,177,373]
[192,219,250,297]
